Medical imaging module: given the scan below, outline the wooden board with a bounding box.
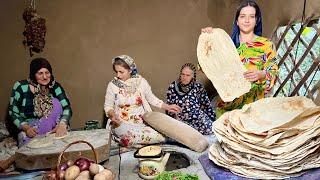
[15,129,111,170]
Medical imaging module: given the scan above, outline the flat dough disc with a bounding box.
[27,136,54,149]
[62,134,86,143]
[197,28,251,102]
[138,145,162,156]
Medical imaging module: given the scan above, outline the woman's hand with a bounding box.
[201,27,214,33]
[26,127,38,138]
[244,70,266,82]
[22,124,38,138]
[162,103,181,114]
[53,123,68,137]
[108,110,121,127]
[110,116,121,126]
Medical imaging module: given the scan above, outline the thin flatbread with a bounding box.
[62,134,86,143]
[27,136,53,149]
[238,96,316,134]
[197,28,251,102]
[138,145,162,156]
[210,96,320,179]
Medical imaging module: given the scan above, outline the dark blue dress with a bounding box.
[166,81,215,135]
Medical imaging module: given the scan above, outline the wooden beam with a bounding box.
[290,57,320,96]
[275,20,294,50]
[282,61,302,96]
[310,79,320,96]
[275,78,289,96]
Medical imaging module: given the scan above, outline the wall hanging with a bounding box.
[22,0,46,57]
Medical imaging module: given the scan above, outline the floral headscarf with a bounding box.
[111,55,141,93]
[175,63,197,95]
[112,55,138,77]
[28,58,55,118]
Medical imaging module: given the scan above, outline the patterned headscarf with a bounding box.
[28,58,55,118]
[175,63,197,95]
[112,55,138,77]
[111,55,141,93]
[29,57,56,87]
[231,0,262,48]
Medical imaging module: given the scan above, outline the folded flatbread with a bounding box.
[210,96,320,179]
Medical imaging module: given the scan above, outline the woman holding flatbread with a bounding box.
[8,58,72,146]
[166,63,215,135]
[104,55,181,147]
[202,0,278,117]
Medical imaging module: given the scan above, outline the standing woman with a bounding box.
[8,58,72,146]
[202,0,278,117]
[104,55,181,147]
[166,63,215,135]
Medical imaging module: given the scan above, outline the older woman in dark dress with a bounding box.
[166,63,215,135]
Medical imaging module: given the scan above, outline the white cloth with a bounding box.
[104,76,165,147]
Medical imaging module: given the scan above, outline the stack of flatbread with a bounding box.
[209,96,320,179]
[197,28,251,102]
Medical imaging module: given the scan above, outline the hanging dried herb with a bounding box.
[22,2,46,57]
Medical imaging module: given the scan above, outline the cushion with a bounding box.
[143,112,208,152]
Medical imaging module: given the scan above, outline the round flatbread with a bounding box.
[62,134,86,143]
[138,145,162,156]
[27,136,54,149]
[197,28,251,102]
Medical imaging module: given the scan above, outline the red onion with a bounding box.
[59,163,68,171]
[75,157,91,171]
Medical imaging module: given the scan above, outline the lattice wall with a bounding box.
[272,17,320,103]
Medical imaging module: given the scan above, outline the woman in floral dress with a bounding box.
[202,0,279,117]
[166,63,215,135]
[104,55,181,147]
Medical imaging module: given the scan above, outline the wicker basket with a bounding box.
[43,140,115,180]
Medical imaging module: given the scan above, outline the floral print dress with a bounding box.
[216,36,279,117]
[113,88,165,147]
[166,82,215,135]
